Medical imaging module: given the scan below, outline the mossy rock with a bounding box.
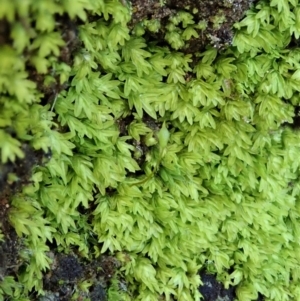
[1,1,300,301]
[129,0,255,51]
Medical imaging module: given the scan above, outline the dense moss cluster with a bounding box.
[1,0,300,300]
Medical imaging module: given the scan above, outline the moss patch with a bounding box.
[1,1,300,301]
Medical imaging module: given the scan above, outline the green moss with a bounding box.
[1,0,300,301]
[211,12,226,30]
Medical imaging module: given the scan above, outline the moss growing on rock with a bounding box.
[1,0,300,301]
[129,0,255,51]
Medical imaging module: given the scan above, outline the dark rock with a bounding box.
[53,255,83,282]
[199,271,235,301]
[90,283,107,301]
